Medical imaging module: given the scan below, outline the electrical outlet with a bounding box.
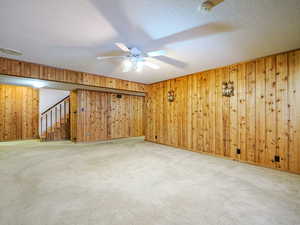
[274,155,280,162]
[236,148,241,154]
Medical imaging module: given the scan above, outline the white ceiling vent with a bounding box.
[0,48,23,56]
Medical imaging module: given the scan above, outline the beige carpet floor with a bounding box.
[0,137,299,225]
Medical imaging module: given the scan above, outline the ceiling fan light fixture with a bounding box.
[123,59,133,72]
[97,43,166,72]
[123,59,132,67]
[136,61,144,72]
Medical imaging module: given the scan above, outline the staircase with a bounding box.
[40,96,70,141]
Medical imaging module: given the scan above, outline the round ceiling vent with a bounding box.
[0,48,23,56]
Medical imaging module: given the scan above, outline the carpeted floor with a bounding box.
[0,137,299,225]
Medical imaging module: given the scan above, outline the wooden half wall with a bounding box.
[145,49,300,174]
[0,84,39,141]
[71,90,145,142]
[0,57,147,93]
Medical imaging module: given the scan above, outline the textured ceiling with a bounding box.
[1,0,300,84]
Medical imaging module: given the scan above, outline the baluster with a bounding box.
[67,98,70,120]
[40,116,43,138]
[60,104,62,124]
[46,113,48,139]
[55,107,57,139]
[55,107,57,127]
[64,100,66,120]
[50,110,53,136]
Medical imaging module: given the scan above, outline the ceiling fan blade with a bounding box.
[147,50,166,57]
[155,56,188,68]
[115,42,130,52]
[96,55,126,60]
[144,61,160,70]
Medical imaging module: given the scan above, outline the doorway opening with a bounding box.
[39,88,70,141]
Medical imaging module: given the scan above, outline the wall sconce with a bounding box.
[167,90,175,102]
[222,81,234,97]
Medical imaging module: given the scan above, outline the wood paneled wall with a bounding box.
[0,57,146,93]
[145,49,300,174]
[70,91,78,142]
[73,90,144,142]
[0,84,39,141]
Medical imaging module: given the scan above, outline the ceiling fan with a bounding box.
[96,42,165,72]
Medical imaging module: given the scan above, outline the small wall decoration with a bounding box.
[167,90,175,102]
[222,81,234,97]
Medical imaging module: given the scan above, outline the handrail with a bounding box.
[41,95,70,115]
[40,94,71,141]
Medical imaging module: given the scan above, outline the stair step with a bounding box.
[40,96,70,142]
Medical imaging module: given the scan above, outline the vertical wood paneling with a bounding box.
[229,65,238,158]
[255,58,266,164]
[276,54,289,170]
[237,63,247,161]
[0,57,147,93]
[202,72,209,153]
[191,75,198,151]
[187,75,193,150]
[209,70,216,154]
[145,49,300,174]
[265,56,277,168]
[197,73,204,152]
[288,50,300,172]
[74,90,144,142]
[162,81,169,145]
[246,61,256,162]
[157,83,164,144]
[215,69,224,156]
[76,90,84,142]
[0,85,4,140]
[222,67,230,157]
[0,84,39,141]
[70,91,77,142]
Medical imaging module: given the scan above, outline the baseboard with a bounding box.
[145,139,300,175]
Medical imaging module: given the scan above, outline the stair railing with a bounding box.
[40,96,70,141]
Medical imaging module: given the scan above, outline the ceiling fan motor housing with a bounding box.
[97,42,162,71]
[129,47,142,57]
